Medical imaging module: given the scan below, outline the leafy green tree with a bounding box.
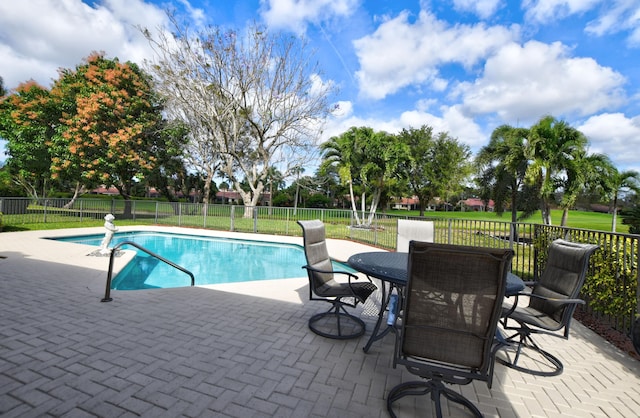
[558,151,612,226]
[396,125,470,216]
[621,205,640,234]
[320,127,367,224]
[145,120,190,202]
[0,166,24,196]
[476,125,532,222]
[0,81,55,198]
[601,167,640,232]
[321,126,407,225]
[526,115,588,225]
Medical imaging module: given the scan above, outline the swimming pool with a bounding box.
[53,231,348,290]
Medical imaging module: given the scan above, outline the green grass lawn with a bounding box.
[386,209,626,233]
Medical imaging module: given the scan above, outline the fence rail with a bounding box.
[1,197,638,335]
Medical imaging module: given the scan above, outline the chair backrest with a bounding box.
[529,239,599,325]
[397,219,434,252]
[398,242,513,376]
[297,220,334,290]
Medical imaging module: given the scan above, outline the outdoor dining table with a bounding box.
[347,251,526,353]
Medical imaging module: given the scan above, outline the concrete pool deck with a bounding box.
[1,226,640,417]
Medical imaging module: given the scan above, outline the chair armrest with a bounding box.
[302,264,363,281]
[526,293,586,306]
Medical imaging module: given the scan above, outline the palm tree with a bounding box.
[605,168,640,232]
[476,125,530,223]
[320,128,367,226]
[558,151,611,226]
[526,116,588,225]
[320,126,405,226]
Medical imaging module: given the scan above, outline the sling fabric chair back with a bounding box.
[388,241,513,418]
[501,238,598,376]
[298,220,377,339]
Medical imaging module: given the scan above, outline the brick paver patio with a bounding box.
[1,226,639,417]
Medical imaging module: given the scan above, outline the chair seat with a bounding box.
[316,280,378,301]
[502,305,562,331]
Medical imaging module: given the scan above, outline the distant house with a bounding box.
[459,198,494,212]
[91,186,120,195]
[91,186,160,198]
[392,196,436,211]
[393,196,420,211]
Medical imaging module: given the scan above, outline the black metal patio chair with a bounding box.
[297,220,377,339]
[387,241,513,418]
[500,238,599,376]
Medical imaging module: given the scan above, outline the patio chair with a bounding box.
[297,220,377,339]
[500,239,599,376]
[396,219,434,252]
[387,242,513,418]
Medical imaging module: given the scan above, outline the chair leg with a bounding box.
[308,300,366,340]
[387,380,482,418]
[499,330,564,377]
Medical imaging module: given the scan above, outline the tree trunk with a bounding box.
[612,193,619,232]
[366,188,382,225]
[348,181,361,226]
[510,189,518,223]
[63,182,83,209]
[560,207,569,226]
[541,199,552,225]
[202,169,216,204]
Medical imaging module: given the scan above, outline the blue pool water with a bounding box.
[53,231,348,290]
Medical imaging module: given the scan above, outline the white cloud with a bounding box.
[0,0,167,89]
[399,106,486,147]
[578,113,640,166]
[585,0,640,47]
[353,9,518,99]
[452,0,503,19]
[259,0,359,34]
[456,40,627,123]
[523,0,601,23]
[320,103,485,151]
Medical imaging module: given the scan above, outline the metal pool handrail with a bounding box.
[101,241,195,302]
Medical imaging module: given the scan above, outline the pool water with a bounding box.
[53,231,349,290]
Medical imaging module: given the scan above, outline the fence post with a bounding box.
[155,201,158,223]
[230,205,235,231]
[178,203,182,226]
[509,222,516,249]
[43,199,48,223]
[374,214,378,246]
[203,203,207,229]
[253,206,258,232]
[286,207,290,235]
[447,219,453,244]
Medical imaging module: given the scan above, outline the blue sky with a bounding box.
[1,0,639,173]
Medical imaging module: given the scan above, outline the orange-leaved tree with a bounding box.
[50,52,165,216]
